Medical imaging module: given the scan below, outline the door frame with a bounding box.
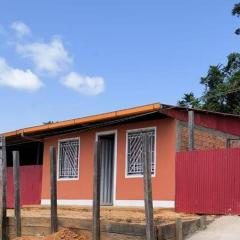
[95,130,117,206]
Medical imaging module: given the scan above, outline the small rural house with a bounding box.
[2,103,240,208]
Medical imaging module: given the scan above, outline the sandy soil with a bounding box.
[14,229,88,240]
[7,206,197,224]
[187,216,240,240]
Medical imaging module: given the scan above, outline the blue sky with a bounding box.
[0,0,239,132]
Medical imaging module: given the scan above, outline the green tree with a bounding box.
[43,121,55,125]
[178,53,240,114]
[178,3,240,114]
[232,3,240,34]
[178,92,201,108]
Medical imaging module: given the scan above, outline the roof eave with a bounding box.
[2,103,162,138]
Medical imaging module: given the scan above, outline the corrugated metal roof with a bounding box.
[161,103,240,118]
[2,103,161,138]
[2,102,240,139]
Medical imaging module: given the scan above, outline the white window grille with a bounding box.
[58,138,79,179]
[127,129,156,176]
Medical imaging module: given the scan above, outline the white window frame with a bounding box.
[57,137,80,181]
[125,126,157,178]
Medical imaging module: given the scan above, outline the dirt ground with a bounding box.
[7,205,197,224]
[14,229,89,240]
[187,216,240,240]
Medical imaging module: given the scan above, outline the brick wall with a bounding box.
[180,126,226,151]
[176,121,240,151]
[228,139,240,148]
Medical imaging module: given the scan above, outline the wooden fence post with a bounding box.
[176,218,183,240]
[143,135,155,240]
[0,136,7,240]
[50,146,58,233]
[92,141,101,240]
[13,151,21,237]
[200,215,207,230]
[188,110,195,151]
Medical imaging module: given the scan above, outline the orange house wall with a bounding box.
[41,118,176,201]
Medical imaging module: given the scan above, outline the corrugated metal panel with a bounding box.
[7,165,42,208]
[100,139,114,206]
[163,108,240,136]
[176,148,240,214]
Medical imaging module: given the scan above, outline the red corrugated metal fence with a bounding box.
[7,165,42,208]
[176,148,240,214]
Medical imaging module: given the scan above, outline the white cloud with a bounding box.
[62,72,105,96]
[0,57,43,91]
[4,22,105,96]
[11,21,31,38]
[16,37,72,75]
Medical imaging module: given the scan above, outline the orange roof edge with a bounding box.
[2,103,161,138]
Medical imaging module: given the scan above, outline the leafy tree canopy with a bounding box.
[232,3,240,34]
[178,53,240,114]
[178,3,240,114]
[43,121,55,125]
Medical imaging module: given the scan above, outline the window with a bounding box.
[126,128,156,176]
[58,138,80,179]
